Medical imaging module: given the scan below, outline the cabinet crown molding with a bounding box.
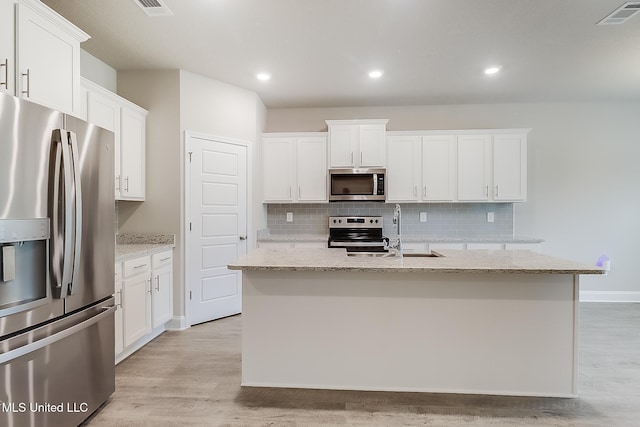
[19,0,90,42]
[386,128,531,137]
[325,119,389,126]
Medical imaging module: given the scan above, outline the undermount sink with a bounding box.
[346,252,396,258]
[403,252,443,258]
[346,251,443,258]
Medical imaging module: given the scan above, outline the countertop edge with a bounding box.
[116,243,175,262]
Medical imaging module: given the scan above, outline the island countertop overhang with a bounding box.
[228,248,604,275]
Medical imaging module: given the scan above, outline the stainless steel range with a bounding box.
[328,216,389,253]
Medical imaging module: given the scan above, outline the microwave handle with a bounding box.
[373,174,378,195]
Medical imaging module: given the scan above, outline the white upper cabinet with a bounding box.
[386,135,421,202]
[493,134,527,201]
[15,0,89,115]
[457,134,492,201]
[296,137,327,201]
[263,133,327,203]
[0,1,15,95]
[422,135,457,201]
[82,78,147,201]
[387,134,457,203]
[119,107,146,200]
[387,130,528,203]
[327,119,388,168]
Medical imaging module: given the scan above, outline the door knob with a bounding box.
[239,235,247,240]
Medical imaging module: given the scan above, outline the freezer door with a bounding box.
[0,300,115,427]
[62,116,115,312]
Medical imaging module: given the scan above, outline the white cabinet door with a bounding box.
[16,0,86,115]
[122,271,151,347]
[119,107,146,200]
[493,134,527,201]
[328,125,357,167]
[0,1,14,95]
[263,137,295,202]
[296,137,327,202]
[359,124,386,167]
[87,89,122,197]
[114,262,124,357]
[457,135,491,201]
[386,135,421,202]
[422,135,456,201]
[152,255,173,329]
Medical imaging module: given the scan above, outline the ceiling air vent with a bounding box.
[133,0,173,17]
[597,1,640,25]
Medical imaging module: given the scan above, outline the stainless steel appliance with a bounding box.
[328,216,389,252]
[328,168,386,201]
[0,92,115,426]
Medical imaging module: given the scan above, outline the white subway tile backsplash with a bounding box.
[266,203,513,238]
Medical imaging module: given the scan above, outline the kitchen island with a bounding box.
[228,248,603,397]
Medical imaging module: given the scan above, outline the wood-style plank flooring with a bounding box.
[83,303,640,426]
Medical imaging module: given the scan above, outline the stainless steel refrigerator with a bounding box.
[0,92,115,426]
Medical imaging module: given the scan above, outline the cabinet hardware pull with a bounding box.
[351,152,354,165]
[288,186,291,198]
[298,185,301,198]
[360,152,363,165]
[133,264,148,269]
[116,289,122,309]
[423,186,427,198]
[116,175,121,192]
[0,58,7,88]
[495,185,499,198]
[485,185,489,197]
[160,257,171,262]
[155,276,160,292]
[147,279,152,293]
[21,69,30,97]
[125,176,129,192]
[414,186,417,197]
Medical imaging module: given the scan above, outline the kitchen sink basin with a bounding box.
[346,251,443,258]
[346,252,396,258]
[402,252,443,258]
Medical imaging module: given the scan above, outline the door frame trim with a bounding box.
[183,130,252,328]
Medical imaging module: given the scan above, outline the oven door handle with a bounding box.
[329,241,387,247]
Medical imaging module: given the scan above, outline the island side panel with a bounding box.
[241,270,579,397]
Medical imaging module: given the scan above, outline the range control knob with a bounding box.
[370,219,374,223]
[375,219,379,223]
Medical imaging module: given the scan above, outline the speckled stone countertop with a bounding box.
[228,248,603,275]
[257,234,543,244]
[115,233,175,262]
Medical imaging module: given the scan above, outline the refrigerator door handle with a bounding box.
[67,131,82,295]
[50,136,64,297]
[0,305,115,365]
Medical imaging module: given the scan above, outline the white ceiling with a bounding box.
[42,0,640,108]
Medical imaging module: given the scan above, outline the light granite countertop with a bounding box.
[228,247,603,275]
[115,233,175,262]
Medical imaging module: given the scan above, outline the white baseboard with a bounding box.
[580,291,640,303]
[166,315,189,331]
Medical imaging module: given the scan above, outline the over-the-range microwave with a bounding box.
[328,168,386,201]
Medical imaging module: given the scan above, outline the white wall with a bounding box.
[80,49,117,92]
[266,103,640,301]
[117,70,265,324]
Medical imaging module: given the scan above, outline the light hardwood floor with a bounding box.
[83,303,640,426]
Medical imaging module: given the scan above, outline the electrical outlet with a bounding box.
[286,212,293,222]
[487,212,495,223]
[419,212,427,223]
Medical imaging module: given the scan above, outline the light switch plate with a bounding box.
[487,212,495,223]
[2,245,16,282]
[419,212,427,223]
[286,212,293,222]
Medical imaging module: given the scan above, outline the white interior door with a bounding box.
[187,134,247,325]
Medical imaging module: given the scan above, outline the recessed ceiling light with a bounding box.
[484,66,501,75]
[368,70,384,79]
[257,73,271,81]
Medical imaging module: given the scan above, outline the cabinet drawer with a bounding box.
[123,256,151,278]
[152,250,173,268]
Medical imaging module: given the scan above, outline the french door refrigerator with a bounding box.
[0,92,115,426]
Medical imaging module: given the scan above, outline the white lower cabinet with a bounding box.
[116,249,174,363]
[122,256,152,347]
[151,251,173,329]
[114,262,124,356]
